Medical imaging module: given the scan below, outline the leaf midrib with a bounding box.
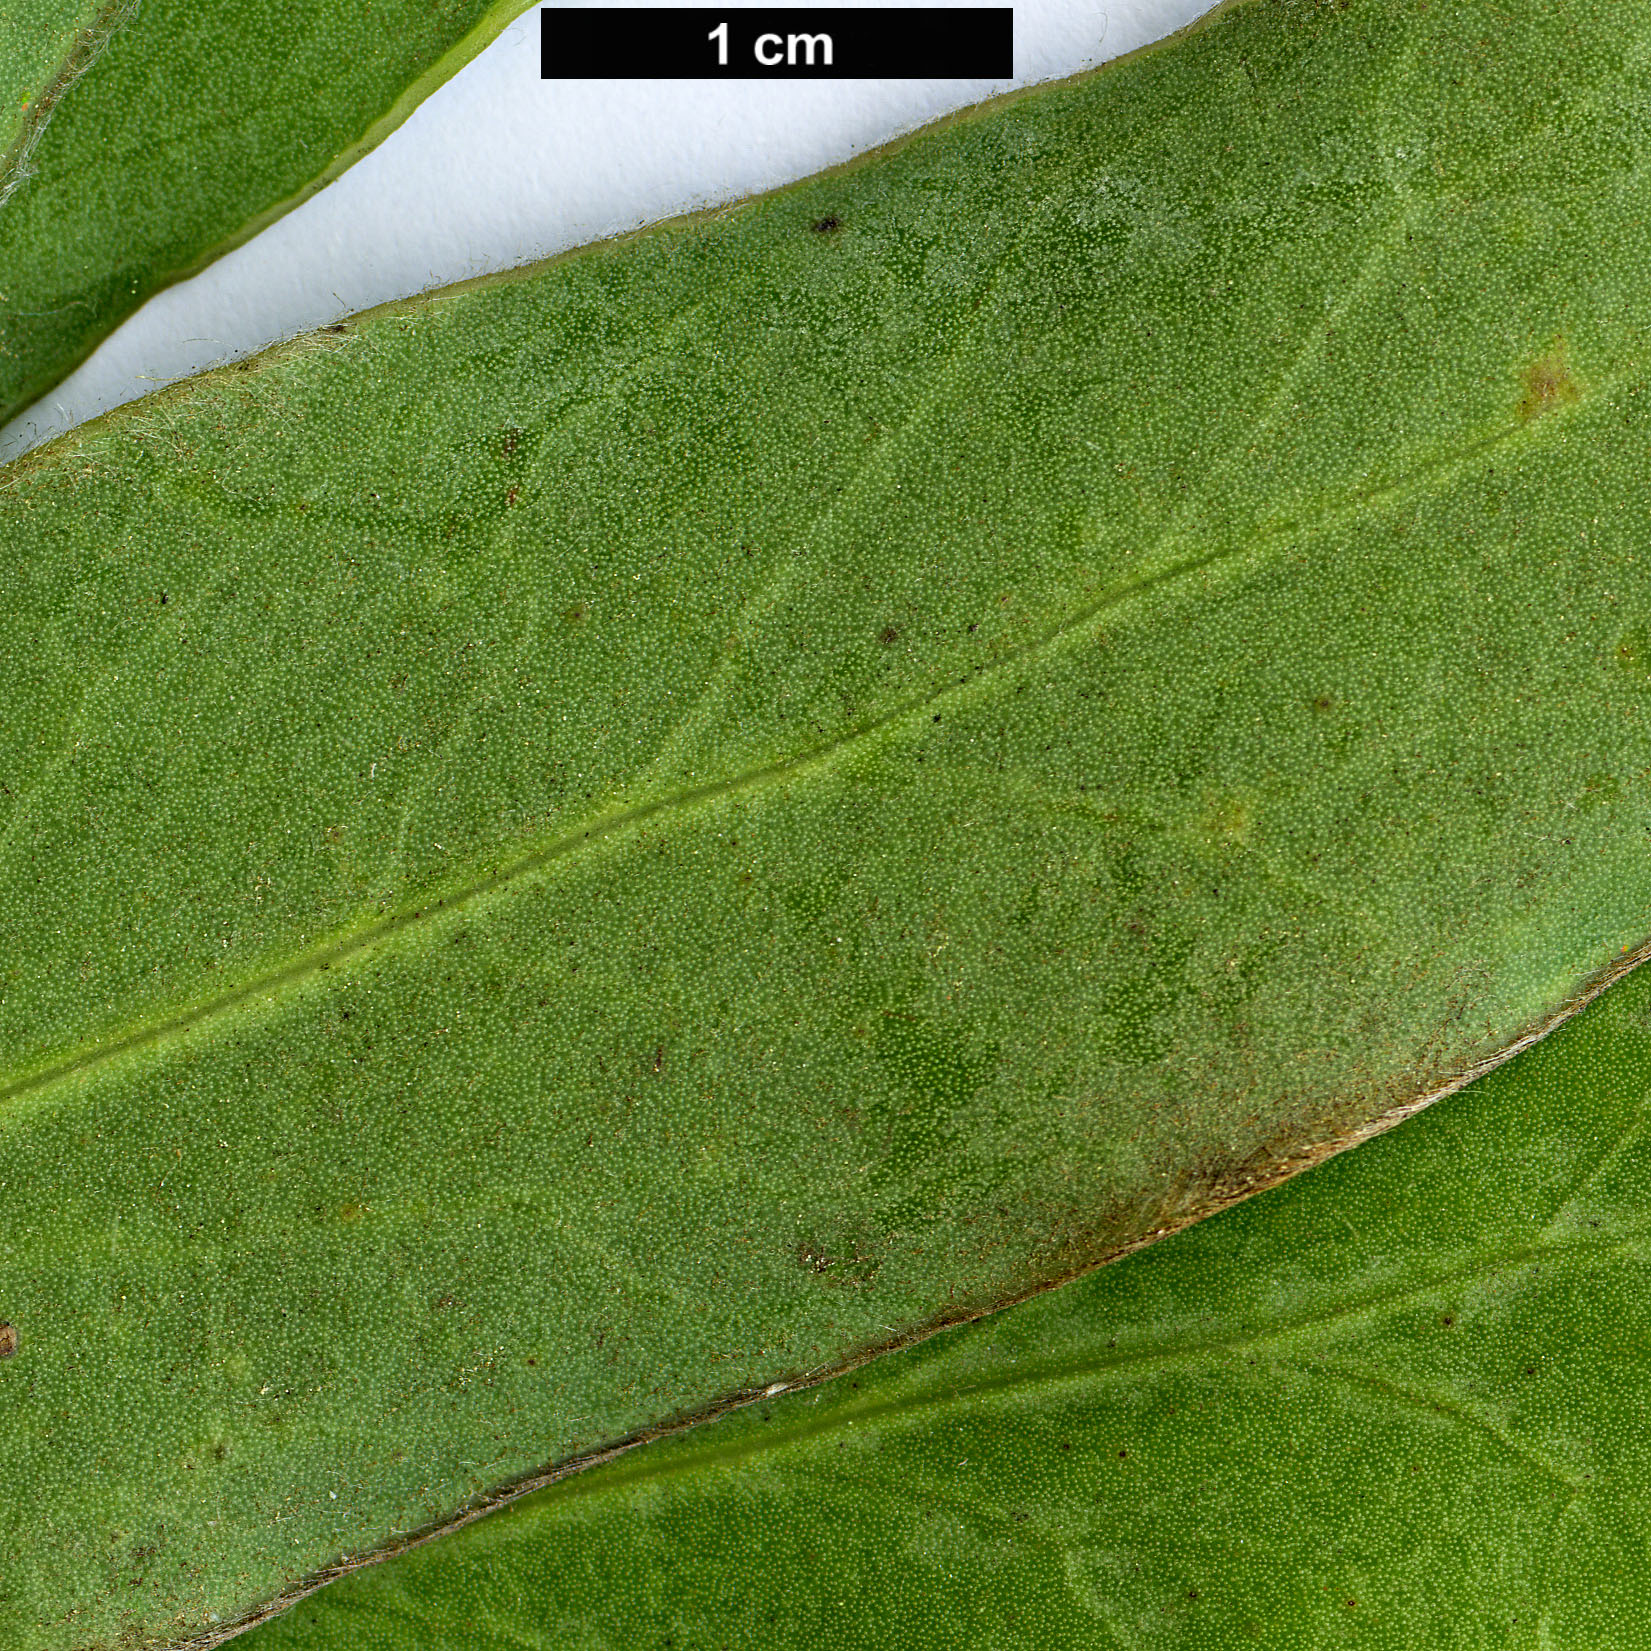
[0,383,1589,1119]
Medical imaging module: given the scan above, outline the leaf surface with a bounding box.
[0,0,532,431]
[2,0,1651,1643]
[245,914,1651,1651]
[0,0,110,194]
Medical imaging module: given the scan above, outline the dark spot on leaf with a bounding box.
[159,592,167,605]
[812,214,841,234]
[1441,1315,1454,1326]
[0,1322,15,1358]
[880,625,900,645]
[795,1224,881,1287]
[1616,625,1651,677]
[1516,345,1580,423]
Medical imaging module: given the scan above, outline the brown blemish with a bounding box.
[795,1225,881,1288]
[879,625,900,646]
[0,1322,16,1358]
[1516,345,1581,423]
[131,810,1651,1651]
[811,214,842,234]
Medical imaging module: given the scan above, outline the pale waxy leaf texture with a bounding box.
[0,0,534,430]
[2,0,1650,1643]
[250,919,1651,1651]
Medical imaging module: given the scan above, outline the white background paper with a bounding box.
[0,0,1210,461]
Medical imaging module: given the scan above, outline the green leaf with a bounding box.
[243,917,1651,1651]
[0,2,113,197]
[2,0,1650,1641]
[0,0,532,431]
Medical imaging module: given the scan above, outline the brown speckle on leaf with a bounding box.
[1517,345,1581,422]
[0,1322,16,1358]
[812,214,841,234]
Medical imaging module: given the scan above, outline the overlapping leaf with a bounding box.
[3,0,1651,1644]
[0,0,533,431]
[248,925,1651,1650]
